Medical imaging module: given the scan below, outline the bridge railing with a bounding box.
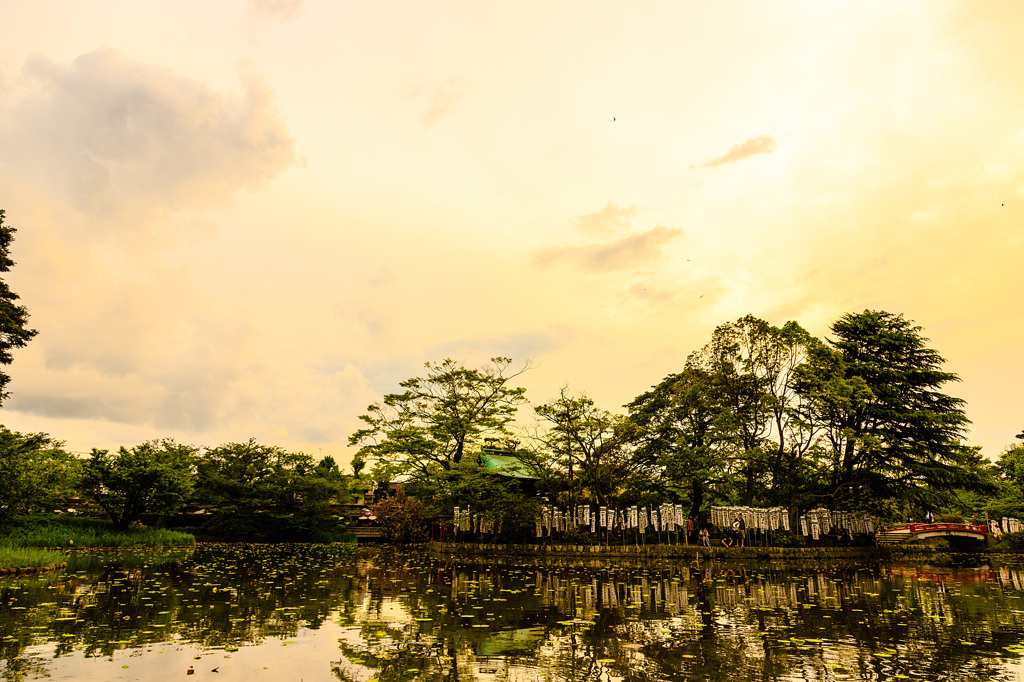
[885,522,987,534]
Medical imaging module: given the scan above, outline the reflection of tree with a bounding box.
[0,543,360,673]
[5,549,1024,682]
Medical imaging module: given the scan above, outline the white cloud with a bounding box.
[0,48,294,222]
[531,225,683,272]
[702,135,778,168]
[573,202,640,236]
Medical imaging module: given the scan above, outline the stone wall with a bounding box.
[429,541,939,565]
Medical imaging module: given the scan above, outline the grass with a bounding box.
[0,546,66,571]
[1,514,196,549]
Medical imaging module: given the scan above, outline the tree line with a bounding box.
[0,435,354,541]
[351,312,1023,542]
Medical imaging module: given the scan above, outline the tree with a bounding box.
[0,210,38,405]
[81,439,197,530]
[194,439,349,541]
[532,389,635,508]
[988,436,1024,518]
[0,426,79,524]
[686,315,819,510]
[793,310,984,512]
[624,365,730,516]
[405,458,542,541]
[349,357,529,483]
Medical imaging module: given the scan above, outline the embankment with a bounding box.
[429,541,945,567]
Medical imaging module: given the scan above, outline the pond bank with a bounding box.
[0,562,67,576]
[0,546,68,575]
[429,541,947,566]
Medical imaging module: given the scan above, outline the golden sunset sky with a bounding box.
[0,1,1021,464]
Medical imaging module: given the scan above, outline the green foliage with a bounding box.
[369,490,429,544]
[0,426,80,525]
[996,531,1024,552]
[80,439,197,530]
[793,310,984,512]
[0,546,65,570]
[194,440,349,541]
[350,357,529,483]
[767,531,807,548]
[987,443,1024,518]
[533,390,627,507]
[996,443,1024,490]
[624,365,729,516]
[1,514,195,548]
[406,458,543,542]
[610,311,989,523]
[0,210,37,405]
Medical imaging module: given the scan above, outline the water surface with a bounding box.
[2,545,1023,681]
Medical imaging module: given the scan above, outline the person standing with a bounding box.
[737,513,746,547]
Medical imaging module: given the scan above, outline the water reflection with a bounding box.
[2,547,1024,681]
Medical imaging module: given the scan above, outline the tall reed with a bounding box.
[2,514,196,548]
[0,546,65,570]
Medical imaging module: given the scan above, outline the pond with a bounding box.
[2,545,1024,681]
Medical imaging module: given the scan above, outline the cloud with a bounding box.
[248,0,304,25]
[573,202,640,236]
[626,283,675,304]
[407,77,473,129]
[702,135,778,168]
[0,48,294,220]
[532,225,683,272]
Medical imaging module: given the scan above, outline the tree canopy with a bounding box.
[793,310,985,512]
[0,427,79,525]
[80,439,197,530]
[0,210,37,405]
[193,439,350,541]
[349,357,529,482]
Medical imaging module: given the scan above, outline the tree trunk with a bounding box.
[689,478,704,517]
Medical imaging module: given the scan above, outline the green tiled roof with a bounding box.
[480,453,538,479]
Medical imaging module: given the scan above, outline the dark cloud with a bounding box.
[574,202,640,236]
[702,135,778,168]
[7,393,141,425]
[532,225,683,272]
[0,48,294,219]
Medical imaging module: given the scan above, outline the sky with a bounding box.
[0,1,1021,465]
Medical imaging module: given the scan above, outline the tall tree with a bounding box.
[793,310,984,511]
[349,357,529,483]
[688,317,775,505]
[687,316,819,507]
[533,390,624,507]
[624,366,730,516]
[0,210,38,405]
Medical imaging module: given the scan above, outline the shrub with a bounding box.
[768,531,807,547]
[996,530,1024,552]
[371,490,429,544]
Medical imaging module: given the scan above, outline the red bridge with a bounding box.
[875,522,988,544]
